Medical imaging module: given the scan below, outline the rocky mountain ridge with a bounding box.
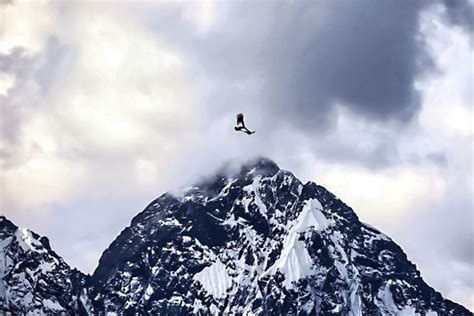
[1,158,471,315]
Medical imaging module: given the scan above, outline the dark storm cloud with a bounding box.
[170,0,472,135]
[426,152,448,167]
[314,137,401,170]
[170,1,430,132]
[262,1,427,131]
[443,0,474,32]
[131,0,434,170]
[111,0,470,171]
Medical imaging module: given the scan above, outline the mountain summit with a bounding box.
[1,158,471,315]
[89,158,470,315]
[0,216,92,314]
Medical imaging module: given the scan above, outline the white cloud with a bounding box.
[0,0,55,55]
[1,153,86,213]
[181,0,219,36]
[1,4,198,214]
[54,10,194,150]
[388,6,474,308]
[316,165,446,226]
[0,72,15,96]
[418,7,473,139]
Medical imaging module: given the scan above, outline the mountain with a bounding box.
[0,158,471,315]
[0,216,94,315]
[89,158,471,315]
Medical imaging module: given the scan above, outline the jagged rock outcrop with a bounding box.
[0,216,93,315]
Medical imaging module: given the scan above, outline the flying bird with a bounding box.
[235,113,255,135]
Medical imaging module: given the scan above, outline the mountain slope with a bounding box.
[89,158,471,315]
[0,216,93,315]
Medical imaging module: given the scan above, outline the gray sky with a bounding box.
[1,0,473,309]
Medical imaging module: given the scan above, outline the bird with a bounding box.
[234,113,255,135]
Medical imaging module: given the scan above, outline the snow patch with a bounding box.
[262,199,330,287]
[42,299,64,312]
[219,179,237,196]
[193,299,205,313]
[377,281,419,315]
[144,285,154,300]
[349,288,362,316]
[159,218,181,226]
[194,259,232,299]
[297,199,330,231]
[210,304,220,315]
[169,295,184,305]
[223,214,238,228]
[39,262,53,273]
[14,228,43,252]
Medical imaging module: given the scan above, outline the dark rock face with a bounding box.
[1,158,471,315]
[0,216,94,315]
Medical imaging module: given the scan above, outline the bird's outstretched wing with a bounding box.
[236,113,245,128]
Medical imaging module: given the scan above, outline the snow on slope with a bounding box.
[193,259,232,298]
[263,198,332,287]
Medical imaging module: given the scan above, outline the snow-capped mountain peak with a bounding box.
[1,158,471,315]
[88,158,471,315]
[0,216,93,315]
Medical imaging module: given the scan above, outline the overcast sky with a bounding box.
[1,0,473,309]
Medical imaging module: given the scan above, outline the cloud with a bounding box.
[1,3,198,214]
[394,185,473,310]
[362,8,473,307]
[0,72,15,96]
[180,0,219,36]
[443,0,474,33]
[0,0,55,55]
[316,163,447,224]
[0,50,48,169]
[167,1,429,134]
